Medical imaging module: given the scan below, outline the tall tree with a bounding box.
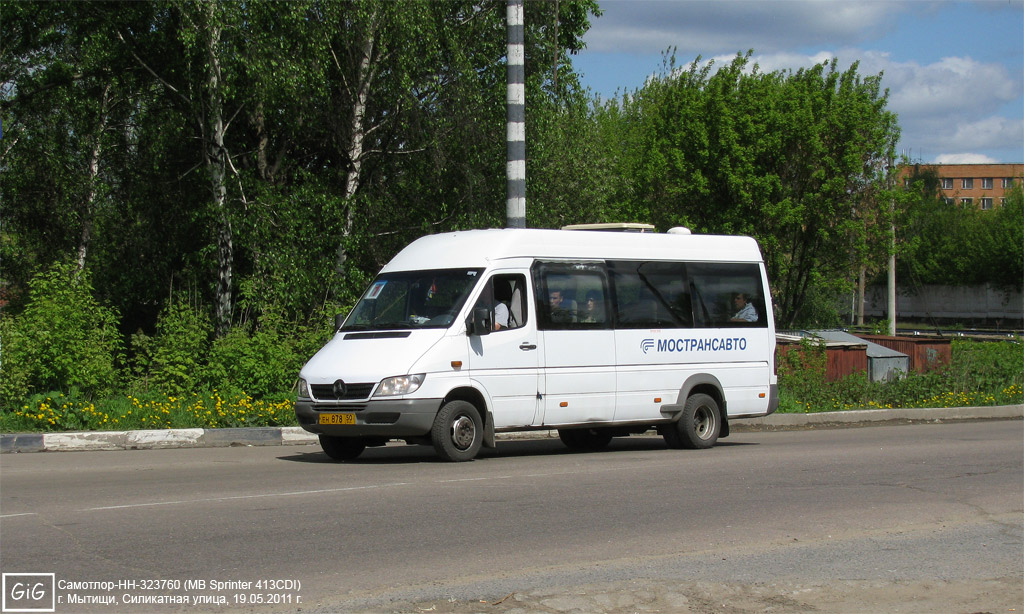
[1,2,138,283]
[2,0,602,336]
[601,53,899,326]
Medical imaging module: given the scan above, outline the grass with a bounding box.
[1,391,296,433]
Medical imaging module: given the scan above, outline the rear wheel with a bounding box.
[319,435,366,461]
[558,428,613,451]
[663,393,721,450]
[431,400,483,462]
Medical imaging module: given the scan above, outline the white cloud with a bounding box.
[585,0,915,55]
[949,116,1024,150]
[933,153,999,164]
[883,56,1019,117]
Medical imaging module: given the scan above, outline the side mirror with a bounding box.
[334,313,345,332]
[466,308,491,336]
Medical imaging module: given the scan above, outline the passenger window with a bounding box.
[473,274,528,331]
[533,262,609,330]
[608,261,691,329]
[687,262,767,328]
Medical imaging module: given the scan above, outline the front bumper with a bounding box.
[295,398,441,438]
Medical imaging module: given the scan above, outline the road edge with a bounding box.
[1,405,1021,453]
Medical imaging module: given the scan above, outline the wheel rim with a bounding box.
[450,414,476,450]
[694,405,716,440]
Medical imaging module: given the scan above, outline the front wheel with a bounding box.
[663,393,721,450]
[319,434,366,461]
[431,400,483,462]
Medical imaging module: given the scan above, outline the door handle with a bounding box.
[519,343,537,351]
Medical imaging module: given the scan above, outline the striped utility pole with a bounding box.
[506,0,526,228]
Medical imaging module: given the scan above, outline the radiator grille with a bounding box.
[310,383,375,401]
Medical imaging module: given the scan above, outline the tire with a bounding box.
[558,428,613,451]
[669,393,721,449]
[319,434,366,461]
[661,423,684,449]
[431,400,483,462]
[662,393,721,450]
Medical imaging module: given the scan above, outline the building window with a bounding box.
[942,197,955,205]
[1003,178,1016,189]
[960,198,973,206]
[981,178,993,189]
[1000,198,1008,207]
[941,178,953,190]
[962,178,974,189]
[980,198,993,210]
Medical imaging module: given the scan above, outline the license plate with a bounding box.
[318,413,356,425]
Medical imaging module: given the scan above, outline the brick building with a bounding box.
[900,163,1023,209]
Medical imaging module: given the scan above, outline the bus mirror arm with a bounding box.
[466,308,492,336]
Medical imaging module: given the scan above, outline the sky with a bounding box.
[570,0,1024,164]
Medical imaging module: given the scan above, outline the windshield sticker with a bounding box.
[366,281,387,300]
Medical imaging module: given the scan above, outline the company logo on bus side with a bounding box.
[641,337,749,354]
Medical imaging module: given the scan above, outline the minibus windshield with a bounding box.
[342,269,483,330]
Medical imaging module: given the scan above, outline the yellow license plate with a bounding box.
[318,413,356,425]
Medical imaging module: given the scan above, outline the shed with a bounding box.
[818,331,910,382]
[855,334,952,373]
[776,332,868,382]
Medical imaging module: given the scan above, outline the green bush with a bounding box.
[0,262,123,410]
[776,338,829,411]
[204,312,302,398]
[131,300,213,395]
[947,338,1024,393]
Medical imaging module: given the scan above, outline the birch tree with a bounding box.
[0,2,130,278]
[113,1,240,334]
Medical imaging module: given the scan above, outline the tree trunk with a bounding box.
[857,264,866,326]
[76,83,112,273]
[335,12,378,276]
[203,3,233,336]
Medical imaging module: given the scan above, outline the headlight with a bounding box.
[374,374,425,397]
[297,378,310,399]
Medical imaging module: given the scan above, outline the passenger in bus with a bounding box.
[549,290,577,323]
[474,279,512,331]
[492,301,509,330]
[730,292,758,322]
[580,290,605,323]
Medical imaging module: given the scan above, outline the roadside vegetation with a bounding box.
[0,270,1019,433]
[777,337,1024,413]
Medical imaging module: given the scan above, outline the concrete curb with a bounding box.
[0,427,314,454]
[732,403,1024,430]
[1,405,1020,454]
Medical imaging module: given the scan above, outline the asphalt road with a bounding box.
[1,420,1021,613]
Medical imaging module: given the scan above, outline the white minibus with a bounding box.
[295,227,778,461]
